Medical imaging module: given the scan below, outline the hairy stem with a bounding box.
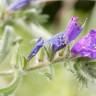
[26,57,65,71]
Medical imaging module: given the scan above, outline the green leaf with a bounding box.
[0,26,15,63]
[73,62,88,86]
[82,61,96,79]
[0,70,20,95]
[73,57,96,85]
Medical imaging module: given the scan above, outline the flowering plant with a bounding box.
[0,0,96,96]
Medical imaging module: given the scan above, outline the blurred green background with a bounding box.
[0,0,96,96]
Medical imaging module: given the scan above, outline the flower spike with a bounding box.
[27,16,84,61]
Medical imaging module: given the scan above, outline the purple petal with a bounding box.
[71,29,96,59]
[45,16,83,52]
[45,32,66,52]
[27,37,44,61]
[8,0,31,11]
[65,16,83,43]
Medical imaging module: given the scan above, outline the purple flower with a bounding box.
[71,29,96,59]
[65,16,83,43]
[45,32,66,52]
[27,16,84,61]
[8,0,31,12]
[27,37,44,61]
[45,16,83,52]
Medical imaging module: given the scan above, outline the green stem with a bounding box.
[26,57,65,71]
[26,62,50,71]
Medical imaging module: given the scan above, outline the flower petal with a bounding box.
[45,32,66,52]
[8,0,31,12]
[71,29,96,59]
[65,16,83,43]
[27,37,44,61]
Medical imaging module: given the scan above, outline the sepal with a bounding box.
[44,44,55,62]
